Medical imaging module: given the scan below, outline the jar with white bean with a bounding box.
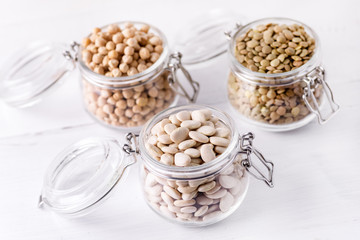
[38,105,273,225]
[226,18,339,131]
[79,21,199,130]
[138,105,274,226]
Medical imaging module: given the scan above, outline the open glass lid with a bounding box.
[38,137,135,217]
[173,9,245,65]
[0,41,76,108]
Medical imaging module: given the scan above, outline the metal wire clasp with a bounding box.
[166,52,200,103]
[224,23,243,40]
[302,66,340,124]
[122,133,139,165]
[63,41,80,63]
[237,132,274,188]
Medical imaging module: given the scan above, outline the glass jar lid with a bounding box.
[0,41,75,107]
[173,9,245,65]
[38,137,133,216]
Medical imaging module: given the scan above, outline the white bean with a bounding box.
[215,127,230,138]
[181,120,201,129]
[176,110,191,121]
[177,186,197,194]
[210,137,230,147]
[197,125,216,136]
[189,131,209,143]
[200,144,216,162]
[205,188,227,199]
[194,205,208,217]
[219,192,234,212]
[161,146,178,154]
[174,152,191,167]
[178,139,196,150]
[158,134,173,144]
[184,148,201,158]
[219,175,239,189]
[146,184,162,196]
[145,143,163,158]
[191,110,207,123]
[160,205,176,218]
[174,199,196,207]
[145,173,157,187]
[160,153,174,165]
[169,114,181,126]
[170,127,189,143]
[180,206,197,213]
[198,181,216,192]
[196,195,213,205]
[163,185,181,200]
[161,192,174,205]
[214,146,227,154]
[164,123,177,134]
[182,191,197,201]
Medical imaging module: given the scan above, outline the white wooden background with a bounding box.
[0,0,359,239]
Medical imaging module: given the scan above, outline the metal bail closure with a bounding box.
[122,132,140,164]
[224,23,243,40]
[166,52,200,103]
[237,133,274,187]
[63,41,80,63]
[302,66,340,124]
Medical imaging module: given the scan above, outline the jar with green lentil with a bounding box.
[79,21,199,130]
[227,18,339,131]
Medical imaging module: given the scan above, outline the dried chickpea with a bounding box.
[82,50,92,63]
[124,46,135,56]
[112,33,124,44]
[115,43,126,54]
[108,50,119,59]
[139,48,150,60]
[106,41,115,51]
[119,63,129,73]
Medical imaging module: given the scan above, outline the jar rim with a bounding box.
[138,104,239,180]
[228,17,321,83]
[78,21,169,87]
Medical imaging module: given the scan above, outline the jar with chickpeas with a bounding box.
[0,21,199,130]
[80,21,199,129]
[39,105,274,226]
[226,18,339,131]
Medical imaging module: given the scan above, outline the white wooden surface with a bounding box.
[0,0,359,239]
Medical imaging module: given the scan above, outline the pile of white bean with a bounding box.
[145,109,231,166]
[142,109,248,223]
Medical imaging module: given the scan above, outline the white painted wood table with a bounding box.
[0,0,359,239]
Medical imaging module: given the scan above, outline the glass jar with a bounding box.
[226,18,339,131]
[138,105,273,226]
[0,21,199,131]
[78,21,199,130]
[39,105,274,226]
